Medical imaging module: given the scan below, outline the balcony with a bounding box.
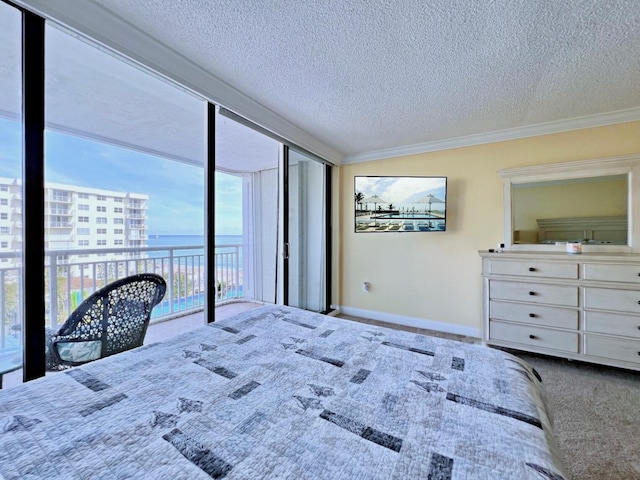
[0,242,243,381]
[47,195,72,203]
[127,203,147,210]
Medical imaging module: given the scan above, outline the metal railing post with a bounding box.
[235,245,240,299]
[168,247,174,314]
[49,255,57,328]
[0,270,5,348]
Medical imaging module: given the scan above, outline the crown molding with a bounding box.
[13,0,343,165]
[342,107,640,165]
[497,153,640,182]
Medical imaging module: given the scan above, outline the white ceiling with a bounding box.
[12,0,640,165]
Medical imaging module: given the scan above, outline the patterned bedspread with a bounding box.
[0,305,569,479]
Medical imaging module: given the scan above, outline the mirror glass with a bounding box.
[512,175,628,245]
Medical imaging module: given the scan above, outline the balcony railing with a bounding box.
[0,243,243,354]
[47,195,72,202]
[214,243,242,302]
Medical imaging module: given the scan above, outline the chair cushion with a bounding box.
[55,340,102,363]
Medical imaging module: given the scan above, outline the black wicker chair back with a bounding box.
[46,273,166,370]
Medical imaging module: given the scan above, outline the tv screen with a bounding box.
[354,176,447,233]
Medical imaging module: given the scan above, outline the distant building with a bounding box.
[0,177,148,270]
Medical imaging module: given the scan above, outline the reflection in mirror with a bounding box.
[512,175,628,245]
[500,154,640,253]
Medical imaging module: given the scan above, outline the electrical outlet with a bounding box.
[363,282,370,292]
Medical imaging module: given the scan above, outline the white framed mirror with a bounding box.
[499,154,640,253]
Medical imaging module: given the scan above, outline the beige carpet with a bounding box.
[512,352,640,480]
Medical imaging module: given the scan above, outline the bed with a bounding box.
[536,216,627,245]
[0,305,569,479]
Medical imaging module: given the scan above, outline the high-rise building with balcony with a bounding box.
[0,177,149,268]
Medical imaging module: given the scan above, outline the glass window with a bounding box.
[45,24,206,335]
[0,2,24,386]
[215,107,280,304]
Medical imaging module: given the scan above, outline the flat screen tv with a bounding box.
[354,176,447,233]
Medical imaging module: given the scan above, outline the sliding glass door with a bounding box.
[44,22,207,338]
[214,107,281,306]
[285,148,330,312]
[214,112,332,313]
[0,2,25,386]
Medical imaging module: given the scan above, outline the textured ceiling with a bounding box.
[87,0,640,161]
[16,0,640,164]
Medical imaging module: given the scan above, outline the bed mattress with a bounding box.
[0,305,569,479]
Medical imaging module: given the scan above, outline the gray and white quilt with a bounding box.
[0,305,569,479]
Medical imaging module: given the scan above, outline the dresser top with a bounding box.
[478,250,640,262]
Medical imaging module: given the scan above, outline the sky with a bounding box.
[214,172,243,235]
[354,176,447,212]
[0,117,243,236]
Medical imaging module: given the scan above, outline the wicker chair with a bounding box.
[45,273,166,371]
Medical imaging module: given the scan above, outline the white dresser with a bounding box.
[480,251,640,371]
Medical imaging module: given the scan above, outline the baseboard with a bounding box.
[334,305,481,339]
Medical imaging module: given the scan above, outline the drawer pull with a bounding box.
[529,334,537,339]
[528,267,536,272]
[529,291,536,296]
[529,313,536,318]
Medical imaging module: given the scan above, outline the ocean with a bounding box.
[147,234,243,265]
[148,234,205,247]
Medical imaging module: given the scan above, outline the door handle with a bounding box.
[283,242,290,260]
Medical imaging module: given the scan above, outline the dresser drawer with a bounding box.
[489,260,578,279]
[584,287,640,314]
[490,280,578,307]
[583,263,640,284]
[489,320,579,353]
[490,301,578,329]
[584,311,640,338]
[584,334,640,365]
